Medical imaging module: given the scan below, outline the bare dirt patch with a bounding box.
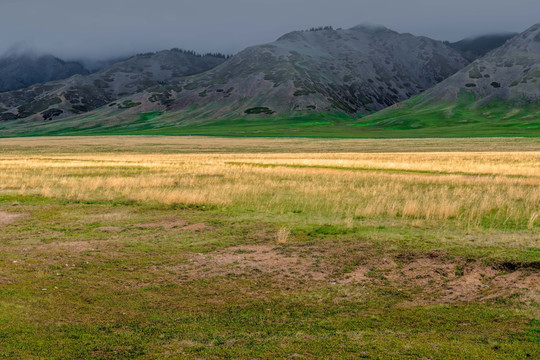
[32,240,100,254]
[0,211,27,225]
[173,245,328,282]
[342,253,539,305]
[135,216,189,229]
[135,216,212,232]
[52,241,100,253]
[161,242,539,305]
[35,239,120,255]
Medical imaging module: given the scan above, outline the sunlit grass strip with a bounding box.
[0,150,538,230]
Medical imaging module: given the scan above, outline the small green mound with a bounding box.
[138,111,163,122]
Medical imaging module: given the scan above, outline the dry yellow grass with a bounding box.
[0,136,538,230]
[0,158,536,228]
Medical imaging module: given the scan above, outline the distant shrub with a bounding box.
[305,26,334,32]
[294,89,315,96]
[17,97,62,118]
[118,100,141,109]
[468,66,483,79]
[245,107,275,115]
[149,92,173,106]
[490,82,501,88]
[465,83,477,87]
[71,105,88,113]
[93,79,110,89]
[0,112,17,121]
[184,83,199,90]
[41,108,63,120]
[136,48,232,59]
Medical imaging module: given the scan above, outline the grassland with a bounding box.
[1,98,539,138]
[0,136,539,359]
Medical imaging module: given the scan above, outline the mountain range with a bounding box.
[0,23,538,137]
[0,50,227,121]
[0,54,88,93]
[109,24,467,121]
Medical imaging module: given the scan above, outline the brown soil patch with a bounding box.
[0,211,26,225]
[173,245,327,282]
[161,243,538,305]
[38,240,100,253]
[135,216,189,229]
[342,253,539,305]
[34,239,122,256]
[135,216,211,232]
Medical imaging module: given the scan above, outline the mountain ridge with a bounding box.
[0,54,89,93]
[446,33,518,61]
[420,23,540,105]
[0,49,227,121]
[88,25,468,125]
[1,23,538,138]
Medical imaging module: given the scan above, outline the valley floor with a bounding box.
[0,136,538,359]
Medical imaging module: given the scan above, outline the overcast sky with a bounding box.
[1,0,538,60]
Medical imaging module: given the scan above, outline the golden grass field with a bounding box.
[0,136,539,359]
[1,137,538,229]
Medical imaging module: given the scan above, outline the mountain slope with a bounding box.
[353,23,540,133]
[446,33,518,61]
[0,54,88,92]
[0,50,227,121]
[426,23,539,105]
[78,25,468,126]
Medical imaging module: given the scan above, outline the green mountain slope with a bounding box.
[2,95,538,138]
[347,23,540,137]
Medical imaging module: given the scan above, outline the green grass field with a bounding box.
[1,96,539,138]
[0,137,538,359]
